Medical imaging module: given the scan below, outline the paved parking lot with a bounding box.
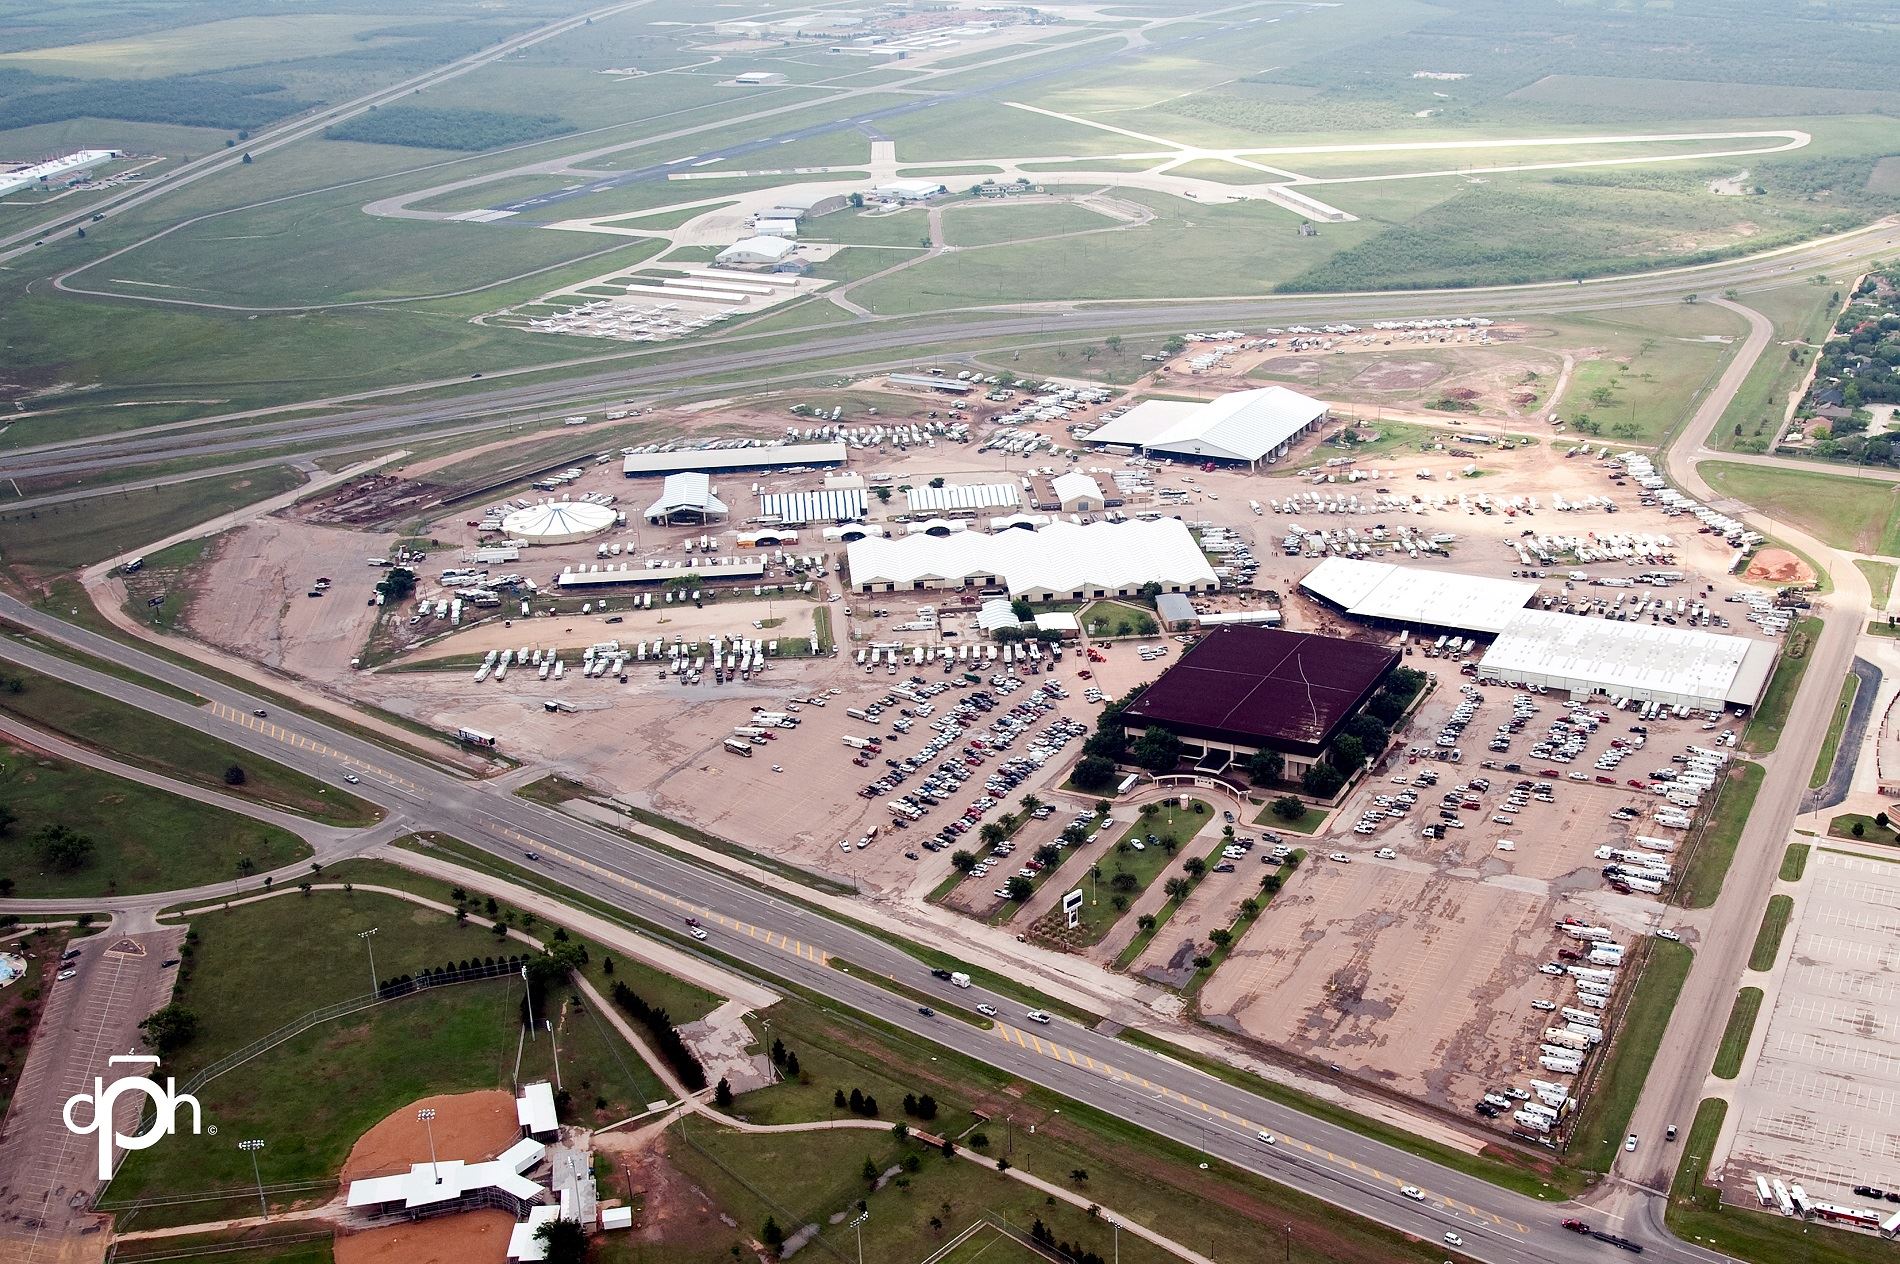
[0,926,185,1264]
[1725,848,1900,1206]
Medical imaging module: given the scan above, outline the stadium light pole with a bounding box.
[418,1108,441,1184]
[358,927,378,997]
[521,964,537,1040]
[238,1140,266,1220]
[850,1210,869,1264]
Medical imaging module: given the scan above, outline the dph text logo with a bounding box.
[63,1054,202,1180]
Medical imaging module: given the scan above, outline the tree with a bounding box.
[35,824,94,872]
[1011,598,1034,621]
[979,823,1007,847]
[532,1218,586,1264]
[1302,763,1346,798]
[951,850,978,873]
[1071,1167,1090,1183]
[1330,734,1365,770]
[1208,928,1232,948]
[762,1216,785,1249]
[1071,755,1117,791]
[1263,873,1283,894]
[785,1050,800,1077]
[1163,876,1190,902]
[1270,795,1305,822]
[1853,820,1867,837]
[139,1004,198,1054]
[0,878,12,898]
[1241,898,1260,917]
[1136,913,1157,932]
[1061,823,1088,846]
[223,764,247,786]
[0,804,13,835]
[1247,750,1285,785]
[1130,726,1182,772]
[1005,875,1033,901]
[849,1087,865,1113]
[874,485,892,503]
[1182,856,1206,879]
[1021,794,1044,815]
[1034,843,1060,868]
[236,856,256,876]
[915,1093,937,1120]
[714,1078,734,1108]
[929,476,946,488]
[862,1156,881,1183]
[836,1088,849,1109]
[1105,335,1123,355]
[1110,871,1138,893]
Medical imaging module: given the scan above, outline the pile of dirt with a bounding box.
[340,1090,519,1181]
[1743,548,1815,585]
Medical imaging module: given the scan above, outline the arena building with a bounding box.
[1118,625,1398,778]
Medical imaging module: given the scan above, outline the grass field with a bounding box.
[1550,307,1740,446]
[1781,843,1810,882]
[0,660,378,825]
[0,740,308,898]
[939,201,1119,248]
[1701,464,1900,556]
[1745,617,1823,756]
[0,14,403,77]
[0,466,303,575]
[1856,559,1898,610]
[1710,283,1843,454]
[1748,894,1795,972]
[1568,940,1692,1173]
[1676,761,1764,909]
[1711,987,1764,1079]
[1811,673,1860,790]
[1252,802,1325,833]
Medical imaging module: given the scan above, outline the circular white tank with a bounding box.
[500,500,616,544]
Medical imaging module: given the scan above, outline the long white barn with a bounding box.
[846,519,1217,601]
[1087,387,1328,466]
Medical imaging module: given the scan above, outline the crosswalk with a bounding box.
[988,1021,1529,1232]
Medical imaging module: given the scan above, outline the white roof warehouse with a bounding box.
[1300,557,1539,635]
[1480,608,1777,711]
[1087,386,1328,466]
[847,518,1217,601]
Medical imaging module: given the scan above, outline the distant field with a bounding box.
[1507,75,1900,119]
[939,201,1118,247]
[0,15,402,77]
[1711,282,1843,454]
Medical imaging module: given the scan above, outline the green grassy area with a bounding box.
[1748,894,1795,972]
[0,659,379,825]
[0,467,302,576]
[1568,940,1692,1173]
[1855,559,1897,610]
[1549,307,1740,446]
[1668,1097,1900,1264]
[1676,761,1764,909]
[1711,283,1844,454]
[117,536,212,634]
[1827,813,1900,845]
[1810,673,1860,789]
[1701,464,1900,556]
[1711,987,1763,1079]
[939,201,1119,248]
[1744,617,1823,756]
[1252,802,1326,833]
[1061,803,1209,949]
[0,738,309,898]
[1781,843,1810,881]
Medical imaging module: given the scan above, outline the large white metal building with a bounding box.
[904,482,1022,513]
[1086,386,1328,466]
[758,487,866,522]
[643,472,727,524]
[621,442,845,477]
[847,518,1217,601]
[1479,609,1777,710]
[1300,557,1539,635]
[501,500,618,545]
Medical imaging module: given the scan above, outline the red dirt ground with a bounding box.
[1744,547,1815,585]
[333,1209,516,1264]
[340,1090,519,1180]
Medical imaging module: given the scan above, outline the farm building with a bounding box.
[1479,609,1776,711]
[846,518,1216,601]
[621,442,845,477]
[643,472,728,525]
[1086,387,1327,467]
[1119,625,1398,778]
[716,236,797,266]
[1299,557,1539,636]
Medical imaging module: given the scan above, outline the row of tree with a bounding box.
[609,981,706,1092]
[376,953,531,1000]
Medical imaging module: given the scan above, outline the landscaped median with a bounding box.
[1810,672,1861,789]
[1743,614,1823,756]
[1567,940,1693,1173]
[1712,987,1764,1079]
[1748,895,1795,972]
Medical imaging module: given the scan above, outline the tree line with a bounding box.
[610,981,706,1092]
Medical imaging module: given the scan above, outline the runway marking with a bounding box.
[987,1021,1531,1235]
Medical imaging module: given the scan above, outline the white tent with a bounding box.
[501,501,617,545]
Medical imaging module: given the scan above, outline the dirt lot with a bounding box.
[1230,323,1566,420]
[186,518,392,678]
[341,1089,519,1179]
[334,1209,517,1264]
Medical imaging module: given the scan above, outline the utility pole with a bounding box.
[418,1108,441,1184]
[238,1140,266,1220]
[358,927,378,996]
[548,1017,562,1090]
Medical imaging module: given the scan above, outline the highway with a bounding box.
[1,216,1893,487]
[0,595,1730,1264]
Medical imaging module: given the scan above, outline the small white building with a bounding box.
[1052,471,1104,513]
[733,70,787,85]
[716,236,796,266]
[753,217,799,239]
[518,1081,559,1140]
